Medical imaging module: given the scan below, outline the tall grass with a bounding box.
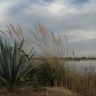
[31,24,64,57]
[29,24,66,86]
[30,24,96,96]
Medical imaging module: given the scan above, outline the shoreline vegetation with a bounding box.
[0,24,96,96]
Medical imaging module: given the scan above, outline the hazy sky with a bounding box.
[0,0,96,57]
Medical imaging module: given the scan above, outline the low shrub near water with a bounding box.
[34,58,66,87]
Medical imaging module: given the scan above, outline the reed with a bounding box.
[29,24,66,87]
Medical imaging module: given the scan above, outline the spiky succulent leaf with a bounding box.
[0,39,34,89]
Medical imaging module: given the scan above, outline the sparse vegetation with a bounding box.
[0,24,96,96]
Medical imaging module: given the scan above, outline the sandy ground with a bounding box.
[0,87,80,96]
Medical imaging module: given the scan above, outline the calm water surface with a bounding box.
[67,60,96,75]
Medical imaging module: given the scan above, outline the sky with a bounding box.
[0,0,96,57]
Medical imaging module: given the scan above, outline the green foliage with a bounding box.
[0,39,34,90]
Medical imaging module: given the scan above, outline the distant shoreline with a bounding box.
[32,57,96,61]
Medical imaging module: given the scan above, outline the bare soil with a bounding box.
[0,87,80,96]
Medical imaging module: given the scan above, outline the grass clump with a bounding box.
[29,24,66,87]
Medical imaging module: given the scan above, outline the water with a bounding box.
[67,60,96,75]
[34,59,96,75]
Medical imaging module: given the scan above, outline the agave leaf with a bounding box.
[0,38,34,90]
[0,77,9,86]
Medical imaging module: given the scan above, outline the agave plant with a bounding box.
[0,39,34,91]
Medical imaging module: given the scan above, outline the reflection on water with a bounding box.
[66,60,96,75]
